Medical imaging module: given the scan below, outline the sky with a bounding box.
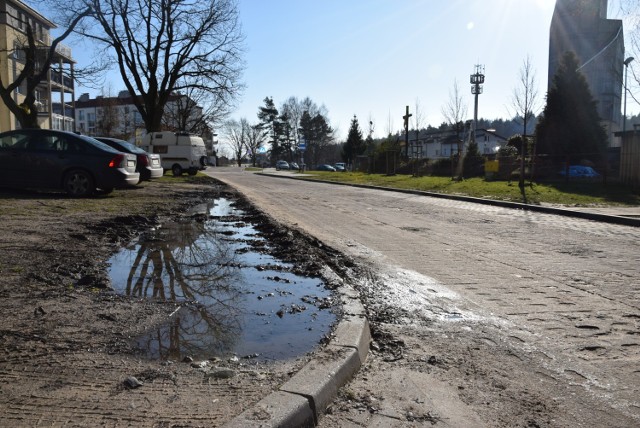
[232,0,632,140]
[44,0,635,141]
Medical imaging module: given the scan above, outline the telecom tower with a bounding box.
[470,64,485,143]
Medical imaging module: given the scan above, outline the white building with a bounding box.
[406,128,508,160]
[74,91,208,142]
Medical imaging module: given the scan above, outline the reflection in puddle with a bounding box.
[108,198,336,361]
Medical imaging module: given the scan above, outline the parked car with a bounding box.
[95,137,163,181]
[317,164,336,172]
[289,162,299,170]
[0,129,140,197]
[558,165,600,178]
[276,160,289,170]
[334,162,346,172]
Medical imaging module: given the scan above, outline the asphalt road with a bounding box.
[207,168,640,427]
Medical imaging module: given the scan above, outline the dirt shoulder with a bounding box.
[0,176,349,427]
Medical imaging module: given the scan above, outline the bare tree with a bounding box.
[510,56,540,197]
[441,79,468,179]
[441,79,468,144]
[161,77,232,136]
[0,8,90,128]
[411,98,425,158]
[94,86,120,136]
[246,122,267,167]
[280,96,304,146]
[222,118,248,166]
[72,0,245,132]
[278,96,328,162]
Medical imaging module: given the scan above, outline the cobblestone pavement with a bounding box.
[208,168,640,427]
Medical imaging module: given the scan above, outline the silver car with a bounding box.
[95,137,163,181]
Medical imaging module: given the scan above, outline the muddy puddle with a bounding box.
[108,198,336,362]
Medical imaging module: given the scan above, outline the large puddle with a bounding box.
[108,198,336,361]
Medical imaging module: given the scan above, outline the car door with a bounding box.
[0,132,30,188]
[21,131,63,188]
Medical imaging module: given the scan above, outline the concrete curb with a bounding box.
[222,283,371,428]
[255,172,640,227]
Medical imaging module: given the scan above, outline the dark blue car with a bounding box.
[0,129,140,196]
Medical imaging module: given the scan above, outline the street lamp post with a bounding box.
[623,56,634,134]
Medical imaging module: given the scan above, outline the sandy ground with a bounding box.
[0,176,351,427]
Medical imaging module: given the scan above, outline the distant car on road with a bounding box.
[289,162,299,170]
[558,165,600,178]
[317,164,336,172]
[0,129,139,197]
[276,160,289,170]
[95,137,163,181]
[334,162,346,172]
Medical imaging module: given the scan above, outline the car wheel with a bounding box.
[172,164,183,176]
[188,169,197,176]
[199,156,208,167]
[63,169,94,197]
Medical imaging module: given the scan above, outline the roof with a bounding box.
[75,93,187,109]
[4,0,56,28]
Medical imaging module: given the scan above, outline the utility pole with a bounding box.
[403,105,412,158]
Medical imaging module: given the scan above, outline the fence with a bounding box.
[620,135,640,189]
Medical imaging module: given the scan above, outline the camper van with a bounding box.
[140,132,209,176]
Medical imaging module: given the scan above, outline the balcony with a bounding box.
[38,33,73,60]
[49,70,74,89]
[34,99,49,115]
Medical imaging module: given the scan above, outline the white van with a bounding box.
[140,132,208,176]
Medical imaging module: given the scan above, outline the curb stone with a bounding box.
[222,280,371,428]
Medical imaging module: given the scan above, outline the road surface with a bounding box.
[207,168,640,427]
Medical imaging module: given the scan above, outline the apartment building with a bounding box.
[549,0,625,146]
[75,91,215,151]
[0,0,75,131]
[74,91,145,140]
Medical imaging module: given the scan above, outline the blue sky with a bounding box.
[51,0,633,140]
[234,0,630,139]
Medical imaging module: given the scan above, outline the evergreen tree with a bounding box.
[257,97,281,164]
[299,110,334,167]
[462,140,484,178]
[535,52,608,166]
[342,115,365,166]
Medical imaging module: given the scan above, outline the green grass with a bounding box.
[301,172,640,206]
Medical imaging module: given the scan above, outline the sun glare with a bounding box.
[467,21,475,31]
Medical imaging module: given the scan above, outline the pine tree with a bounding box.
[535,52,608,166]
[342,115,365,166]
[463,140,484,178]
[257,97,281,164]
